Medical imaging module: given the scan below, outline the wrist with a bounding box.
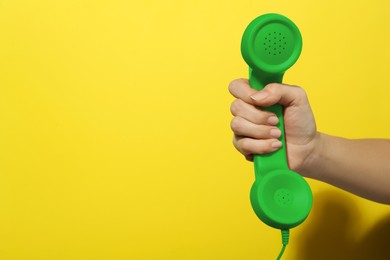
[299,131,326,179]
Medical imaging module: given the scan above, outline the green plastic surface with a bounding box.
[241,13,312,229]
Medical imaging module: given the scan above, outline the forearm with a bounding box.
[304,133,390,204]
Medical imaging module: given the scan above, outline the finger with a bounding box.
[233,135,282,155]
[250,83,309,107]
[230,98,279,125]
[231,116,281,139]
[228,78,258,103]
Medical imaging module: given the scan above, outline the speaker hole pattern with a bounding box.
[264,32,287,56]
[275,189,292,207]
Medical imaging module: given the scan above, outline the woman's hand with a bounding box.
[229,78,319,176]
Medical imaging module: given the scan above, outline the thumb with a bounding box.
[249,83,308,108]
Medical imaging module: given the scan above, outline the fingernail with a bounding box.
[272,141,282,149]
[250,91,269,101]
[267,116,279,125]
[270,128,282,138]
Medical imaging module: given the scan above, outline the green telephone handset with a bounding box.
[241,14,312,233]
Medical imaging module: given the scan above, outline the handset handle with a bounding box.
[249,69,289,177]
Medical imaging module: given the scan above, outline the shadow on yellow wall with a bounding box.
[294,190,390,259]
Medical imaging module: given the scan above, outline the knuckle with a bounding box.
[240,139,252,154]
[230,117,243,132]
[264,83,279,92]
[230,99,243,115]
[228,79,240,93]
[289,85,308,105]
[232,136,243,153]
[228,78,248,93]
[253,110,271,125]
[294,86,308,99]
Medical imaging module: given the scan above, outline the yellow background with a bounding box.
[1,0,390,259]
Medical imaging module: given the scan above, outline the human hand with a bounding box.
[229,78,319,176]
